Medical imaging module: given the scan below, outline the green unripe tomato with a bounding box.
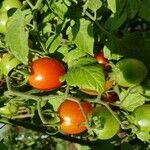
[0,12,8,33]
[113,58,147,87]
[0,53,20,75]
[91,106,120,140]
[0,0,22,12]
[133,104,150,132]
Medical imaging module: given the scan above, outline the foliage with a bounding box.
[0,0,150,149]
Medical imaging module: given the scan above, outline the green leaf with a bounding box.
[51,1,68,20]
[63,48,87,67]
[119,86,146,112]
[5,10,29,64]
[46,35,62,53]
[105,12,127,31]
[136,131,150,142]
[87,0,102,12]
[71,19,94,55]
[139,0,150,21]
[48,97,63,111]
[63,57,105,93]
[127,0,140,19]
[107,0,116,13]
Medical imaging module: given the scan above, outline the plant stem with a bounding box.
[34,0,43,10]
[65,85,70,98]
[10,114,34,119]
[66,97,90,129]
[37,99,47,124]
[98,100,128,129]
[25,0,34,9]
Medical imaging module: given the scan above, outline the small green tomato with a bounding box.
[112,58,147,87]
[91,106,120,140]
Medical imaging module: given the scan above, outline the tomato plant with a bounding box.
[58,99,92,134]
[28,57,66,91]
[0,0,22,12]
[0,12,8,33]
[0,0,150,149]
[91,106,120,140]
[0,53,20,75]
[111,58,147,87]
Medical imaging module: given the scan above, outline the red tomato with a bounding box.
[58,99,92,134]
[94,52,109,68]
[28,57,65,91]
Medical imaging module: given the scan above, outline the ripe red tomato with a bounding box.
[94,52,109,68]
[28,57,66,91]
[58,99,92,134]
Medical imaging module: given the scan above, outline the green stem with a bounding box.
[34,0,43,10]
[66,97,90,129]
[65,85,70,98]
[25,0,34,9]
[10,114,34,119]
[37,99,47,124]
[98,100,128,129]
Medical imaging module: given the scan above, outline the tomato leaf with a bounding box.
[127,0,140,19]
[50,0,68,20]
[5,10,29,64]
[46,35,62,53]
[87,0,102,12]
[107,0,116,13]
[69,19,94,55]
[119,86,146,112]
[105,12,127,31]
[48,97,63,111]
[63,48,87,67]
[62,57,105,93]
[138,0,150,21]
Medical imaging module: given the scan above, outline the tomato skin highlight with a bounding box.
[28,57,66,91]
[94,52,109,68]
[58,100,92,134]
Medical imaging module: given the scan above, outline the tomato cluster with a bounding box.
[0,0,22,33]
